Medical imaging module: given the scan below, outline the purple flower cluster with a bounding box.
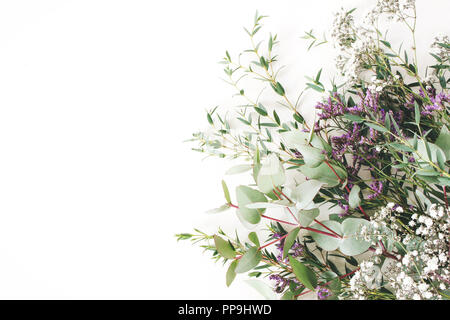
[337,201,350,217]
[421,92,450,116]
[407,87,450,116]
[317,286,332,300]
[367,180,383,200]
[315,93,346,120]
[315,91,381,121]
[273,233,304,263]
[269,274,301,294]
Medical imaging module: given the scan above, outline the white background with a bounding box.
[0,0,448,299]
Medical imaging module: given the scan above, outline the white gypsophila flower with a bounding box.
[347,203,449,300]
[430,34,450,62]
[330,7,379,86]
[373,0,416,21]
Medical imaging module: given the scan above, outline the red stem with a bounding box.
[273,188,300,224]
[313,219,342,238]
[261,214,297,226]
[301,226,341,239]
[259,233,289,250]
[274,186,294,203]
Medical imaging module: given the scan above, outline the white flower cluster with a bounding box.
[430,34,450,62]
[362,202,403,244]
[407,205,449,284]
[367,75,401,93]
[345,203,449,300]
[331,8,356,49]
[331,1,416,86]
[331,8,378,85]
[344,260,383,300]
[370,0,416,21]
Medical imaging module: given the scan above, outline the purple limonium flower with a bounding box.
[269,274,290,293]
[290,242,304,258]
[317,286,332,300]
[367,180,383,200]
[338,200,350,217]
[269,274,302,293]
[274,232,303,262]
[418,88,450,116]
[315,93,346,120]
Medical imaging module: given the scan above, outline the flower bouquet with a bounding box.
[177,0,449,300]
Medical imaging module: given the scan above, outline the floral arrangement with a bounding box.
[177,0,450,300]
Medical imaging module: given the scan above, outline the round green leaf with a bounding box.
[248,232,260,247]
[205,204,230,214]
[435,125,450,160]
[298,208,320,227]
[235,185,267,224]
[348,185,361,209]
[296,145,325,168]
[339,218,371,256]
[256,154,286,193]
[309,220,342,251]
[245,279,277,300]
[235,247,262,273]
[226,164,253,175]
[292,180,324,209]
[299,162,347,188]
[280,129,325,150]
[213,235,236,259]
[245,200,293,209]
[222,180,231,204]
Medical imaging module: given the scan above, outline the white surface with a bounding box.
[0,0,447,299]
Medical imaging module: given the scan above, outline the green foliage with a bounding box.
[282,227,301,259]
[235,247,262,273]
[185,6,450,301]
[289,256,317,290]
[235,186,267,224]
[213,235,236,259]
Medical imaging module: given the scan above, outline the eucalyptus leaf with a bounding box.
[296,145,325,168]
[348,185,361,209]
[226,164,252,175]
[245,200,293,209]
[206,204,230,214]
[256,153,286,193]
[299,162,347,188]
[248,232,260,247]
[213,235,236,259]
[435,125,450,160]
[280,129,325,150]
[339,218,371,256]
[236,186,267,225]
[413,138,446,164]
[222,180,231,204]
[298,208,320,227]
[292,180,324,209]
[245,279,277,300]
[365,122,388,133]
[309,220,342,251]
[235,247,262,273]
